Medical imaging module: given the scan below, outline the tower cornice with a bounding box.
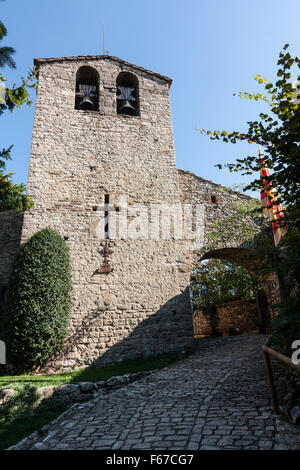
[34,55,172,87]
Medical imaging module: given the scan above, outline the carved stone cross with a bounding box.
[98,240,113,273]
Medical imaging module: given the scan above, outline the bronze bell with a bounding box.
[79,95,95,110]
[119,99,136,115]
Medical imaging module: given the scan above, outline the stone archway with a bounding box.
[191,247,281,338]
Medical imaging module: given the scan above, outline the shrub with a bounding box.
[1,228,72,371]
[268,294,300,354]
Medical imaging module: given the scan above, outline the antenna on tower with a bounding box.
[102,24,111,55]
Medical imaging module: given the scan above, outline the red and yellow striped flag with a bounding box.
[259,147,288,246]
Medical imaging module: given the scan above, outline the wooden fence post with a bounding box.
[262,348,279,415]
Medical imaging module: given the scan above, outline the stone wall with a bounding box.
[19,56,196,370]
[177,169,253,236]
[0,211,23,287]
[193,300,260,337]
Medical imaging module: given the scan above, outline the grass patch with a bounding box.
[0,351,189,389]
[0,351,190,449]
[0,386,68,450]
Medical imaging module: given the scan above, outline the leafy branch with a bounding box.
[197,44,300,231]
[0,67,38,114]
[0,17,38,213]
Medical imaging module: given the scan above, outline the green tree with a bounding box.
[198,44,300,232]
[0,20,16,69]
[197,45,300,348]
[0,15,37,212]
[191,258,255,309]
[198,45,300,289]
[1,228,72,371]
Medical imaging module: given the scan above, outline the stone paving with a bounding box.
[12,335,300,450]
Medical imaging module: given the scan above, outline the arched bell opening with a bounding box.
[75,66,99,111]
[116,72,139,116]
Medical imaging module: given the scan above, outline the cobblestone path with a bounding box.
[12,335,300,450]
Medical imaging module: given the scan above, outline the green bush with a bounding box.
[1,228,72,371]
[268,294,300,353]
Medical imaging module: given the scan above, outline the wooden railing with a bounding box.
[261,344,300,414]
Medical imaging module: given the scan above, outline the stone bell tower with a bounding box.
[20,55,196,369]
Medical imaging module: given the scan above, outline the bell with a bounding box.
[119,99,136,115]
[79,95,95,110]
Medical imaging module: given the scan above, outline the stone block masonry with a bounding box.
[19,55,197,370]
[193,300,260,337]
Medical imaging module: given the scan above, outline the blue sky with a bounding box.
[1,0,300,195]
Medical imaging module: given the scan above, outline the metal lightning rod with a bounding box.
[102,25,110,55]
